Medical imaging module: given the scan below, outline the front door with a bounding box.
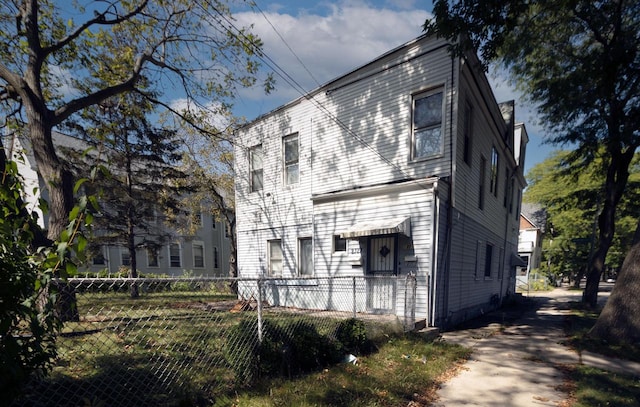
[366,236,397,313]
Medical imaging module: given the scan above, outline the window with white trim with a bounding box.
[484,243,494,278]
[169,243,182,268]
[283,133,299,185]
[479,156,486,210]
[121,248,131,266]
[463,100,473,165]
[250,144,263,192]
[268,239,283,277]
[412,88,444,160]
[490,146,499,197]
[92,246,106,265]
[193,241,205,268]
[147,247,159,268]
[333,235,346,253]
[298,237,313,276]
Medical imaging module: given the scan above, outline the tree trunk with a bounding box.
[127,182,139,298]
[25,108,75,241]
[588,218,640,344]
[25,109,78,321]
[582,149,634,307]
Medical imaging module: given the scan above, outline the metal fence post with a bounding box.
[404,273,417,331]
[352,276,357,318]
[257,278,263,343]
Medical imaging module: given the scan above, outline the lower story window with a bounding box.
[169,243,182,268]
[121,248,131,266]
[92,246,106,265]
[147,247,159,268]
[333,235,346,252]
[268,239,283,276]
[484,243,494,278]
[193,241,205,268]
[299,238,313,276]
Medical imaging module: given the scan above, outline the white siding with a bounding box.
[235,34,526,328]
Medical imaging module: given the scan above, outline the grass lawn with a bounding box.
[562,302,640,407]
[18,288,471,406]
[216,335,470,407]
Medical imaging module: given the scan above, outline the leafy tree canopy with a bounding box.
[425,0,640,307]
[0,0,273,239]
[525,150,640,281]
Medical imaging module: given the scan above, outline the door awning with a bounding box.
[511,253,527,267]
[340,217,411,239]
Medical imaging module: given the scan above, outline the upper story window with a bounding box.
[463,100,473,165]
[490,146,499,197]
[250,144,263,192]
[283,133,299,185]
[503,169,510,207]
[479,156,486,210]
[412,88,444,160]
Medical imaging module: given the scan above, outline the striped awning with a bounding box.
[340,217,411,239]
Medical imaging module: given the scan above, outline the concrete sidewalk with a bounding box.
[432,286,640,406]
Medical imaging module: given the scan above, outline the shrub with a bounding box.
[224,317,345,385]
[334,318,372,354]
[278,320,342,375]
[223,318,261,385]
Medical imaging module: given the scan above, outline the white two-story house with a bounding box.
[234,34,528,328]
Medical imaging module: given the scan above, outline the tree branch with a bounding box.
[43,0,150,56]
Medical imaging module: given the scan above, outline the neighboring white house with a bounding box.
[234,34,528,328]
[517,208,545,289]
[3,131,232,277]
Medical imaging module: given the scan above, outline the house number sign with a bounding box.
[347,240,361,256]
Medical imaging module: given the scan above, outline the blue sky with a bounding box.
[230,0,558,176]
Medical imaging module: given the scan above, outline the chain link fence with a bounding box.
[13,274,417,406]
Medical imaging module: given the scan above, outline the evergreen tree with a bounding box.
[67,93,188,297]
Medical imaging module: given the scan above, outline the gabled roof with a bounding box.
[241,34,451,127]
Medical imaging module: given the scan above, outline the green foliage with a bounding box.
[334,318,372,354]
[426,0,640,307]
[0,161,57,401]
[224,317,371,385]
[0,155,95,402]
[0,0,274,242]
[524,151,640,282]
[224,318,261,385]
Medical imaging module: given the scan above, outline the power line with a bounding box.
[207,2,426,184]
[253,2,322,89]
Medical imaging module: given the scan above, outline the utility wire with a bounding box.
[208,2,423,184]
[254,2,322,89]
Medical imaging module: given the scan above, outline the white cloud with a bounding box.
[234,1,430,108]
[232,1,549,172]
[169,98,230,130]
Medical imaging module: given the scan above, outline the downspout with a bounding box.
[430,181,440,326]
[310,117,316,275]
[438,53,456,328]
[499,174,514,302]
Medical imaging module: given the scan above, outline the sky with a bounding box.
[229,0,557,176]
